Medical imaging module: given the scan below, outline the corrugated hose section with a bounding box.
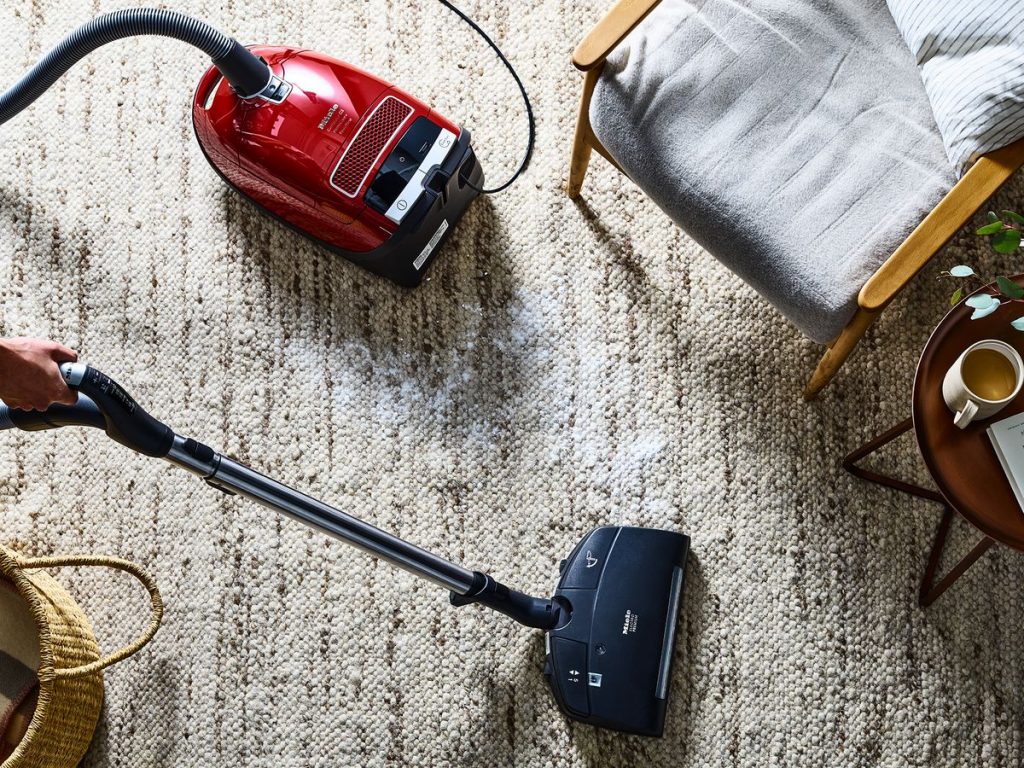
[0,8,236,126]
[0,404,13,430]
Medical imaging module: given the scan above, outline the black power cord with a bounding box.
[434,0,536,194]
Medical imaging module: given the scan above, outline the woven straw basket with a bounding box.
[0,545,162,768]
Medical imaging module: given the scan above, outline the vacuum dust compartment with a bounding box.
[192,47,483,286]
[545,527,689,736]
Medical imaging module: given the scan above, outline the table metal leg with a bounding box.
[842,418,946,503]
[918,508,994,607]
[844,418,993,607]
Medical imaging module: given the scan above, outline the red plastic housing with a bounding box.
[192,46,460,255]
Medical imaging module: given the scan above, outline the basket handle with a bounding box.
[17,554,164,679]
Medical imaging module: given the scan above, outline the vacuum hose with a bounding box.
[0,405,13,430]
[0,8,272,126]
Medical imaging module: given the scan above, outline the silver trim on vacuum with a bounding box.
[656,565,685,700]
[253,73,291,104]
[59,362,87,386]
[383,127,458,224]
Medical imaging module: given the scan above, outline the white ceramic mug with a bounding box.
[942,339,1024,429]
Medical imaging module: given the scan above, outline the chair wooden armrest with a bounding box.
[806,136,1024,398]
[859,137,1024,312]
[572,0,664,70]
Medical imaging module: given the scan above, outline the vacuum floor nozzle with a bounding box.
[544,526,689,736]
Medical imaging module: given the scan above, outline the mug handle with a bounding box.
[954,400,980,429]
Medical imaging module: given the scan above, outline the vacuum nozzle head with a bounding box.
[544,526,689,737]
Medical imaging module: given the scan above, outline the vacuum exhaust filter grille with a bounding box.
[331,96,413,197]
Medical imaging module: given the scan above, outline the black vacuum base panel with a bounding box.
[544,526,689,736]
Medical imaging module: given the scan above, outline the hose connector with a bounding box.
[211,39,274,99]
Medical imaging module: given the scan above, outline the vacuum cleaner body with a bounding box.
[546,526,689,736]
[193,47,484,286]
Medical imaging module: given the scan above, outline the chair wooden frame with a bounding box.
[568,0,1024,399]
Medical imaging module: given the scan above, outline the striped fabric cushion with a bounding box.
[591,0,955,343]
[886,0,1024,173]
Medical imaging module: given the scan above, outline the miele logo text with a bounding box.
[318,104,338,130]
[622,609,638,635]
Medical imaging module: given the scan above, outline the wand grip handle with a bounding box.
[60,363,174,457]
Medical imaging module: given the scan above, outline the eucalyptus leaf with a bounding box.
[993,228,1022,253]
[950,287,963,306]
[1012,317,1024,331]
[966,293,996,309]
[988,211,1000,223]
[972,302,1000,320]
[998,276,1024,299]
[949,265,975,277]
[977,221,1004,235]
[1003,210,1024,226]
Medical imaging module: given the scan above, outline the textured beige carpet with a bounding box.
[2,1,1024,766]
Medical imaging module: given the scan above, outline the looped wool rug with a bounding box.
[1,0,1023,765]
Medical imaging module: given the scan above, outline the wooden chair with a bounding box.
[568,0,1024,399]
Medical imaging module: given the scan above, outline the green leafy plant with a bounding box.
[943,210,1024,330]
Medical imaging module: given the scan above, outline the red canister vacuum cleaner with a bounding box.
[0,6,534,285]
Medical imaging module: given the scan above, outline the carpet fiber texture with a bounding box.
[2,1,1024,766]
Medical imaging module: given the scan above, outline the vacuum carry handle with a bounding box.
[58,363,175,457]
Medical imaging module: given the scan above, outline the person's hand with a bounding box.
[0,337,79,411]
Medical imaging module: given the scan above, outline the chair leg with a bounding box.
[567,129,593,199]
[567,69,601,199]
[803,308,878,400]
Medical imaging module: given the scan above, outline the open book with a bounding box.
[987,413,1024,513]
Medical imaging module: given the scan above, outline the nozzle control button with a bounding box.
[382,128,457,224]
[183,438,215,464]
[550,637,589,716]
[559,527,618,590]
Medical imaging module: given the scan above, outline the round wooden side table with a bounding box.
[845,279,1024,606]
